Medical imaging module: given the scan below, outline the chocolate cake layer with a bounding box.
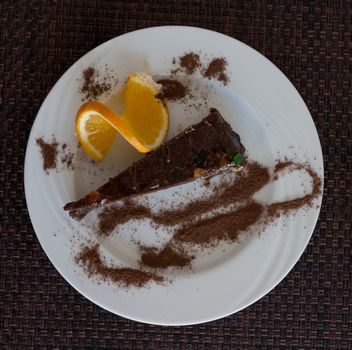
[64,108,245,219]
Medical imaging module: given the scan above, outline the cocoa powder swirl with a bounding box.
[97,162,270,233]
[140,245,193,269]
[173,201,264,245]
[78,160,322,284]
[76,245,163,287]
[96,161,321,239]
[98,201,151,235]
[268,162,322,218]
[151,162,269,227]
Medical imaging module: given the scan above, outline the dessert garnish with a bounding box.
[156,79,189,101]
[75,159,322,287]
[36,137,75,173]
[171,52,230,85]
[203,57,229,85]
[231,153,244,166]
[79,66,118,101]
[36,137,59,172]
[75,244,164,288]
[179,52,201,74]
[75,73,169,161]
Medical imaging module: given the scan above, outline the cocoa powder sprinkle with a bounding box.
[170,52,230,85]
[179,52,201,74]
[61,153,74,170]
[153,162,270,226]
[156,79,188,101]
[80,160,321,288]
[76,245,163,287]
[36,137,58,172]
[96,162,320,238]
[268,164,322,218]
[97,162,271,233]
[60,143,75,170]
[203,57,229,85]
[80,66,115,100]
[174,201,264,245]
[98,201,152,235]
[37,138,76,173]
[140,245,193,269]
[274,161,295,172]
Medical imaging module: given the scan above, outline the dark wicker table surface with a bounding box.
[1,1,351,349]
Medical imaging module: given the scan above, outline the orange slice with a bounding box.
[123,73,169,148]
[75,73,169,161]
[76,102,150,161]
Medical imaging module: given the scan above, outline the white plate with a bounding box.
[25,26,323,325]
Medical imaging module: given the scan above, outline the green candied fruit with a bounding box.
[231,153,244,166]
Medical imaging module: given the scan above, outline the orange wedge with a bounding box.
[75,73,169,161]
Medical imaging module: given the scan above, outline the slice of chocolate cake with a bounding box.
[64,108,245,219]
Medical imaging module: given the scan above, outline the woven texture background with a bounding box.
[0,1,351,348]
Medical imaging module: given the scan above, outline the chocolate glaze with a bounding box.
[64,108,245,219]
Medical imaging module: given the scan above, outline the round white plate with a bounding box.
[25,26,323,325]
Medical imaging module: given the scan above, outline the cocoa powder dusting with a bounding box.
[78,160,321,289]
[268,164,322,218]
[140,245,193,269]
[154,198,215,227]
[36,137,58,172]
[60,143,75,170]
[170,52,231,85]
[95,163,259,233]
[37,138,76,173]
[98,201,152,235]
[76,245,163,287]
[174,201,264,245]
[80,66,115,100]
[153,162,270,226]
[97,162,270,233]
[274,161,294,172]
[157,79,188,101]
[220,162,270,203]
[203,57,229,85]
[96,161,320,236]
[179,52,201,74]
[61,153,74,170]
